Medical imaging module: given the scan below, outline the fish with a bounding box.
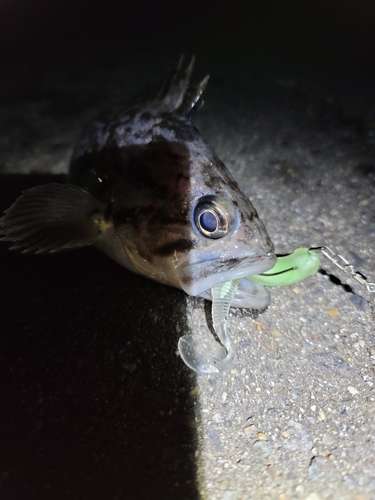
[0,57,276,311]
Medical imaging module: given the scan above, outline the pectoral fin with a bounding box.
[0,183,107,253]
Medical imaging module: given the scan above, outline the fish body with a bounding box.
[0,58,275,307]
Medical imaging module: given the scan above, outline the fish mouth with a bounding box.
[175,250,276,297]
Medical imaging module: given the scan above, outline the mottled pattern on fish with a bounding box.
[0,57,275,305]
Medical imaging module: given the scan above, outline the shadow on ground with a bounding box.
[0,175,199,500]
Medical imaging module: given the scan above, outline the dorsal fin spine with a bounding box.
[153,56,209,116]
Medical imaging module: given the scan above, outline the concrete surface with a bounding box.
[1,19,375,500]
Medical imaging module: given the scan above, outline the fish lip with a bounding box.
[175,250,276,297]
[175,250,276,276]
[175,250,275,273]
[224,252,274,272]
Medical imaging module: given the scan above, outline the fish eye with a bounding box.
[194,195,237,239]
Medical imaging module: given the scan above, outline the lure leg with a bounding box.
[178,280,239,374]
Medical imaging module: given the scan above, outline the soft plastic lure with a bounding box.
[178,279,240,374]
[178,248,321,373]
[247,247,320,287]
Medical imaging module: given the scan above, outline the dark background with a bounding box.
[1,0,375,82]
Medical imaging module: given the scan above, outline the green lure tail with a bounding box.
[248,248,320,287]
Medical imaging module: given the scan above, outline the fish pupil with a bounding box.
[200,211,218,232]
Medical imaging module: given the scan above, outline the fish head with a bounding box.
[137,115,276,296]
[171,152,276,296]
[104,111,275,297]
[71,103,275,299]
[174,194,275,297]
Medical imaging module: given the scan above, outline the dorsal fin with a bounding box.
[152,56,209,116]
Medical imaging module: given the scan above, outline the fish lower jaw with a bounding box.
[177,252,276,297]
